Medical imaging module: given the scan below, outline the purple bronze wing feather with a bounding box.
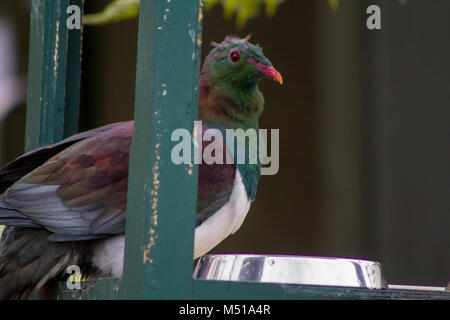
[2,122,133,240]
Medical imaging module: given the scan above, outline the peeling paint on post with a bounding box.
[121,0,203,299]
[25,0,83,151]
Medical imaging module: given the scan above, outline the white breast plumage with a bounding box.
[91,170,251,277]
[193,169,251,259]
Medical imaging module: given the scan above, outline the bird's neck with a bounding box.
[198,76,264,131]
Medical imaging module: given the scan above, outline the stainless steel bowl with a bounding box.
[194,254,388,289]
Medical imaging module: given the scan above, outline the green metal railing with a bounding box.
[24,0,449,300]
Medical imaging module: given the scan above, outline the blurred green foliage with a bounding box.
[205,0,285,28]
[329,0,339,11]
[83,0,140,25]
[83,0,407,27]
[83,0,286,28]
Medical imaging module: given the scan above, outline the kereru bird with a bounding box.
[0,35,282,299]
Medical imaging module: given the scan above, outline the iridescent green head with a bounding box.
[202,35,282,90]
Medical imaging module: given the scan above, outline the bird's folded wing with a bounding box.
[0,121,130,195]
[3,122,133,240]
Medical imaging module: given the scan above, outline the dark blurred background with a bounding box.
[0,0,448,286]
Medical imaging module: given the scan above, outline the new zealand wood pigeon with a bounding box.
[0,36,282,299]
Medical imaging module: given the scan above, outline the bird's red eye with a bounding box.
[230,50,241,63]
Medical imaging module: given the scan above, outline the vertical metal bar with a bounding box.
[121,0,203,299]
[25,0,82,151]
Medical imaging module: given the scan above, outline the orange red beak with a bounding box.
[258,64,283,84]
[249,58,283,84]
[268,66,283,84]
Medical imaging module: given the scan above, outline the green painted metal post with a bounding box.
[120,0,203,299]
[25,0,82,151]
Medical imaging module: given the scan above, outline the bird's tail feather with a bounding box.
[0,227,86,300]
[0,195,39,227]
